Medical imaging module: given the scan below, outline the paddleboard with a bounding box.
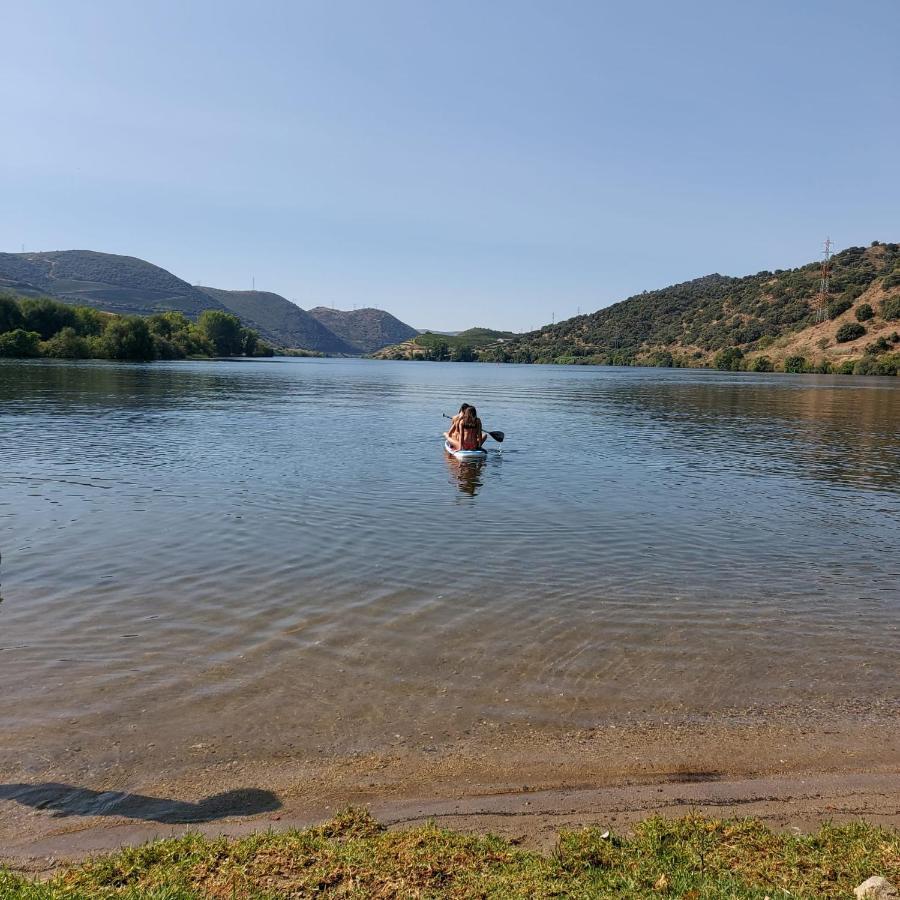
[444,440,487,461]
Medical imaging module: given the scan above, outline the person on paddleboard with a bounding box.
[445,404,486,452]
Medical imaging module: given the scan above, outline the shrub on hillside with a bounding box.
[835,322,866,343]
[784,355,809,374]
[714,346,744,371]
[827,298,853,320]
[0,328,41,357]
[881,296,900,319]
[835,360,856,375]
[749,355,773,372]
[854,353,899,376]
[865,336,891,355]
[854,303,874,321]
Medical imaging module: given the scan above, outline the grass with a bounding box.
[2,809,897,898]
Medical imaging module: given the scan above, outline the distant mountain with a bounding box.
[307,306,418,353]
[197,287,358,354]
[495,242,900,369]
[0,250,224,318]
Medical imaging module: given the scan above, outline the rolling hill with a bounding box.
[375,327,518,360]
[307,306,419,353]
[0,250,225,318]
[196,287,358,354]
[492,242,900,371]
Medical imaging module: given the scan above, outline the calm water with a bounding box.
[1,359,898,779]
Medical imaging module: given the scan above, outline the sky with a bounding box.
[2,1,898,331]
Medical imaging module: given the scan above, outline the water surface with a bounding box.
[1,359,898,781]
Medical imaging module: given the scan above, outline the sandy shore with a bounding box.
[3,712,898,874]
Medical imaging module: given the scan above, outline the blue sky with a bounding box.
[2,0,898,331]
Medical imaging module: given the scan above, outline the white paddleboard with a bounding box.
[444,440,487,461]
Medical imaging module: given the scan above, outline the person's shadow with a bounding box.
[0,783,280,824]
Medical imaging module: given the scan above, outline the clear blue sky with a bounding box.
[2,0,898,331]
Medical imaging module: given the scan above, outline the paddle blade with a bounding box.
[487,430,505,443]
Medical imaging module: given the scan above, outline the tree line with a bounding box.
[0,294,274,361]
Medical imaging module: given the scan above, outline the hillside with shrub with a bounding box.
[491,242,900,375]
[198,287,358,354]
[0,293,273,361]
[376,327,518,361]
[307,306,419,353]
[0,250,225,318]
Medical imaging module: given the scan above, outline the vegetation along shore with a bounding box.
[2,809,898,898]
[0,294,274,361]
[375,242,900,376]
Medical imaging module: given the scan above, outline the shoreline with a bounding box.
[4,713,898,873]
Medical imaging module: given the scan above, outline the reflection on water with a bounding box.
[0,359,898,782]
[445,452,487,496]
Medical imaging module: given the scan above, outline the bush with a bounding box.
[750,355,773,372]
[784,355,809,373]
[854,354,899,376]
[865,336,891,355]
[40,326,90,358]
[714,346,744,371]
[0,328,41,357]
[0,294,24,333]
[835,322,866,343]
[835,360,856,375]
[827,298,852,320]
[881,296,900,319]
[855,303,874,321]
[99,316,155,360]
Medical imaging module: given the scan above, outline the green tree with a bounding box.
[750,355,773,372]
[148,311,191,337]
[19,297,77,339]
[835,322,865,343]
[854,303,874,322]
[198,310,243,356]
[826,298,852,320]
[99,316,155,360]
[73,306,107,336]
[0,294,24,333]
[41,326,90,358]
[240,327,258,357]
[881,296,900,320]
[784,355,809,374]
[450,344,476,362]
[713,346,744,371]
[0,328,41,357]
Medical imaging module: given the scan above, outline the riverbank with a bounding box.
[4,807,898,899]
[3,709,898,875]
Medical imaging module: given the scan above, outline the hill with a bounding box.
[0,250,225,318]
[375,327,518,361]
[493,242,900,373]
[197,287,358,354]
[307,306,418,353]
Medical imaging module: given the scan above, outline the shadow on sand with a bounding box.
[0,783,281,823]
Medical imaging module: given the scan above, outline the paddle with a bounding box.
[442,413,504,443]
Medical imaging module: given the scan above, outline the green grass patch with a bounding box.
[2,810,897,898]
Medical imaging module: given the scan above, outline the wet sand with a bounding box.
[3,710,898,873]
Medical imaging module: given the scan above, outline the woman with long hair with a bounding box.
[445,404,485,451]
